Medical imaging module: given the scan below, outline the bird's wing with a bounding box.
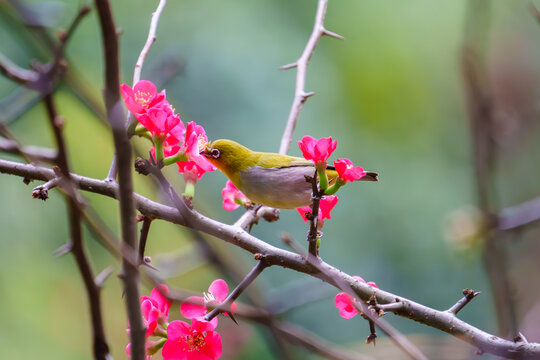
[255,153,312,169]
[256,153,379,181]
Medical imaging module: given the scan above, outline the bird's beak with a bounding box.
[200,142,212,157]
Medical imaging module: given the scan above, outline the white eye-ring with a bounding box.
[211,149,220,159]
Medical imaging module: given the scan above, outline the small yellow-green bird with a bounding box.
[202,139,378,209]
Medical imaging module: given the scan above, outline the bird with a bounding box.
[201,139,378,209]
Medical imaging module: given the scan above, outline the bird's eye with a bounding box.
[211,149,220,159]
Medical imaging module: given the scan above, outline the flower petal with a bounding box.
[180,296,207,319]
[208,279,229,302]
[201,331,222,360]
[166,320,192,341]
[335,292,358,319]
[162,338,188,360]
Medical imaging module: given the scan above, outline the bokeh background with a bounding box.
[1,0,540,359]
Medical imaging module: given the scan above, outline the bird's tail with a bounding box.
[326,166,379,182]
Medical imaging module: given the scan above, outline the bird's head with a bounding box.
[201,139,255,175]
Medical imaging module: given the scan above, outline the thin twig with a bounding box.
[0,52,40,84]
[205,257,268,321]
[43,93,110,360]
[2,159,540,359]
[278,0,343,154]
[234,206,280,230]
[106,0,167,181]
[0,137,57,163]
[93,0,144,358]
[447,289,481,315]
[462,0,517,337]
[498,196,540,230]
[32,176,60,200]
[137,215,155,269]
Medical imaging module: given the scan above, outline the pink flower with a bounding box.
[126,285,171,359]
[177,121,216,173]
[165,122,187,147]
[181,279,237,321]
[334,158,366,183]
[297,195,339,227]
[138,107,182,139]
[221,180,249,211]
[162,319,222,360]
[298,135,337,165]
[178,161,206,183]
[140,284,172,337]
[335,276,378,319]
[120,80,167,117]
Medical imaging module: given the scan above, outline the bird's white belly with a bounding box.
[238,166,314,209]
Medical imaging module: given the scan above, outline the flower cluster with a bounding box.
[296,135,368,226]
[126,280,235,360]
[334,276,378,319]
[121,80,215,196]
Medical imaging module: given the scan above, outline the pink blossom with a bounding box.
[177,122,215,173]
[165,122,187,147]
[162,319,222,360]
[296,195,339,227]
[140,284,172,337]
[335,276,378,319]
[221,180,249,211]
[178,161,206,183]
[334,158,366,183]
[181,279,237,321]
[298,135,337,165]
[138,107,182,139]
[120,80,167,117]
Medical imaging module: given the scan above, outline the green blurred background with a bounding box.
[2,0,540,359]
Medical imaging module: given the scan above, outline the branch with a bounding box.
[447,289,481,315]
[2,159,540,358]
[282,233,427,360]
[498,196,540,230]
[106,0,167,181]
[234,205,280,230]
[307,171,322,256]
[0,137,57,163]
[78,198,353,360]
[462,0,517,337]
[43,93,110,359]
[0,51,39,84]
[278,0,342,155]
[93,0,145,358]
[205,257,268,322]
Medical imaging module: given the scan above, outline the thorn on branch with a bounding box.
[322,28,344,40]
[280,62,298,70]
[54,242,73,257]
[95,266,114,287]
[300,91,316,103]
